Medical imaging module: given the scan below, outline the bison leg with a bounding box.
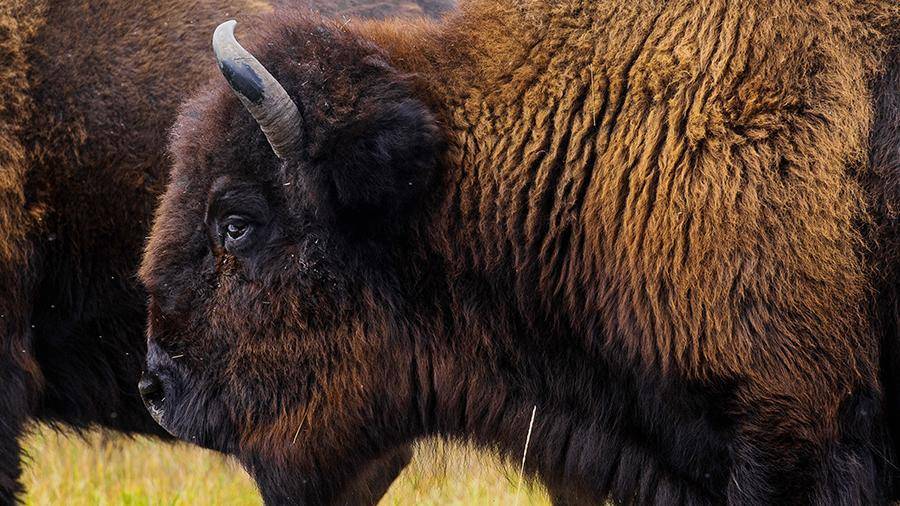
[332,445,412,505]
[546,487,603,505]
[247,443,412,505]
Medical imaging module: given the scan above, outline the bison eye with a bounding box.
[220,216,253,252]
[226,220,248,239]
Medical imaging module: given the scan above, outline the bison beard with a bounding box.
[140,1,900,504]
[0,0,452,503]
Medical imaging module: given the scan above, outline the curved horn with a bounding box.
[212,20,302,159]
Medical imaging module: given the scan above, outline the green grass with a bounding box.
[21,426,551,505]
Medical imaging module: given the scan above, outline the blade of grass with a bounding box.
[514,405,538,506]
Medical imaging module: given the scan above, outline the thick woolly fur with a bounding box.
[0,0,453,503]
[139,0,900,504]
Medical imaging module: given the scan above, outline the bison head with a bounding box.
[138,16,443,503]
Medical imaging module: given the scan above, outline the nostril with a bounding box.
[138,372,164,403]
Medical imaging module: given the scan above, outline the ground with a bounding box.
[21,426,551,505]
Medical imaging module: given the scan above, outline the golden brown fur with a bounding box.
[380,0,895,379]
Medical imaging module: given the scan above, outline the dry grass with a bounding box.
[21,425,551,505]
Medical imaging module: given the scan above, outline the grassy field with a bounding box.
[21,425,551,505]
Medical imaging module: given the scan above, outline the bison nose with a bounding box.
[139,371,164,404]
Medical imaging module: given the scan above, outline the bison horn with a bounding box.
[212,20,302,159]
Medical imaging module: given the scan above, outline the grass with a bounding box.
[21,425,551,505]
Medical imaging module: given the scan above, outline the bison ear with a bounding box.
[323,96,442,220]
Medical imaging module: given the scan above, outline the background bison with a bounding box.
[140,0,900,504]
[0,0,451,503]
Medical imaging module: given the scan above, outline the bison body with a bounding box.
[140,0,900,504]
[0,0,451,502]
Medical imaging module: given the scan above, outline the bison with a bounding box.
[0,0,451,503]
[139,0,900,504]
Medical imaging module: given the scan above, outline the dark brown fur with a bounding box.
[141,0,900,504]
[865,25,900,498]
[0,0,452,503]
